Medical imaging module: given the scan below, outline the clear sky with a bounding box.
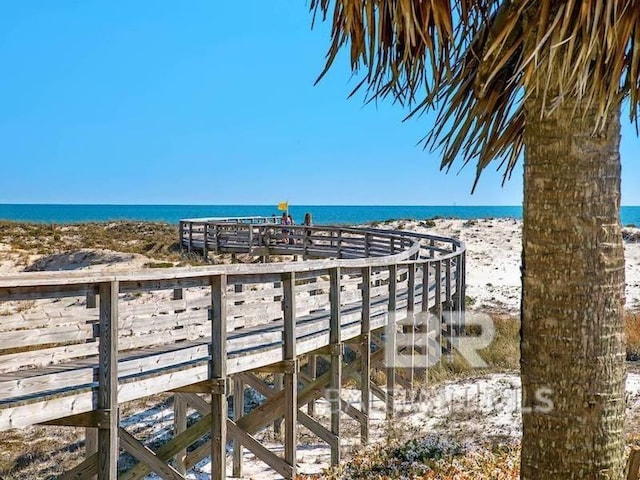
[0,1,638,206]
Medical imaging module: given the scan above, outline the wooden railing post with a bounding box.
[405,263,416,398]
[360,266,371,445]
[460,251,467,312]
[386,265,397,418]
[179,221,185,251]
[445,258,453,355]
[98,280,119,480]
[188,222,193,253]
[203,223,209,259]
[282,271,297,478]
[434,260,445,358]
[174,272,188,474]
[210,274,228,480]
[329,266,342,465]
[213,224,219,253]
[421,262,431,383]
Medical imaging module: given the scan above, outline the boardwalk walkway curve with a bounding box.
[0,218,465,479]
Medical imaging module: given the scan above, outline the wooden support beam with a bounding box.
[59,453,98,480]
[86,290,97,309]
[421,262,431,384]
[360,266,371,445]
[250,360,297,374]
[120,413,213,480]
[119,427,183,480]
[40,410,110,428]
[203,223,209,259]
[298,409,338,447]
[273,372,283,434]
[227,420,294,479]
[346,371,387,403]
[445,258,453,355]
[98,280,119,480]
[282,271,297,478]
[86,427,98,480]
[386,265,397,419]
[233,377,244,478]
[405,263,416,399]
[171,379,228,394]
[210,274,228,480]
[236,348,384,436]
[434,260,443,357]
[307,354,317,416]
[329,266,342,466]
[174,394,187,476]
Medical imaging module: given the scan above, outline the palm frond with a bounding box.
[311,0,640,186]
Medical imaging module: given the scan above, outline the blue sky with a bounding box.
[0,1,638,206]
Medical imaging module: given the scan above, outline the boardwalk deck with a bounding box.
[0,220,465,479]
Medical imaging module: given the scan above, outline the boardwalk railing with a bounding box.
[0,221,465,480]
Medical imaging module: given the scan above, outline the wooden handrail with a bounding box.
[0,219,467,480]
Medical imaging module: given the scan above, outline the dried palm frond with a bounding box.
[311,0,640,187]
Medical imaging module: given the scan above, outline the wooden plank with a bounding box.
[0,342,98,375]
[119,427,184,480]
[174,394,187,476]
[210,274,227,480]
[298,409,338,447]
[329,266,342,466]
[233,377,244,478]
[360,265,371,445]
[0,323,96,351]
[227,420,294,479]
[386,265,397,419]
[59,453,98,480]
[120,413,213,480]
[86,427,98,480]
[39,410,109,428]
[98,281,118,480]
[282,271,297,475]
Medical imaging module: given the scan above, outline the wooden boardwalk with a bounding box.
[0,219,465,479]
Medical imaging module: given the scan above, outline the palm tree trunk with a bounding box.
[520,87,626,477]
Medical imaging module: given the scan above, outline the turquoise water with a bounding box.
[1,204,640,226]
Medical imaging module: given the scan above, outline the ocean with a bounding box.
[1,204,640,227]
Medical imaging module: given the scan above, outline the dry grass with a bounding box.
[426,315,520,384]
[0,220,205,266]
[627,312,640,361]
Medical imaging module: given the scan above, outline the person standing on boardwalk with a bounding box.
[303,212,313,245]
[280,212,291,244]
[287,214,295,244]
